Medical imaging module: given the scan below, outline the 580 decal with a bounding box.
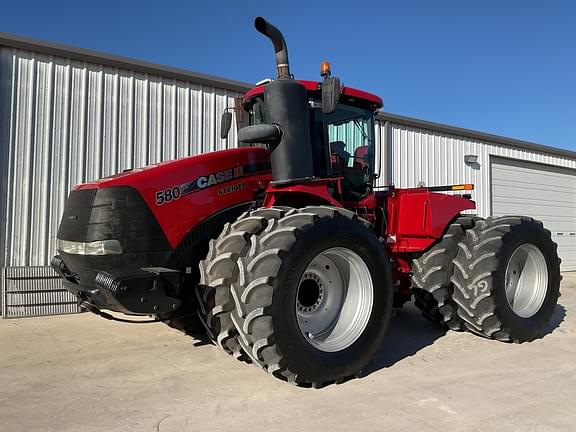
[155,186,182,205]
[153,162,270,206]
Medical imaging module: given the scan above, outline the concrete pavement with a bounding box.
[1,273,574,432]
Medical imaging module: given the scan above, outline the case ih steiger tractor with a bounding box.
[52,17,561,386]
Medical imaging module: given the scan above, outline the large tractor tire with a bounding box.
[197,207,288,361]
[412,216,478,331]
[229,206,394,386]
[451,216,561,342]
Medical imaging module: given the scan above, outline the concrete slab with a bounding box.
[1,274,575,432]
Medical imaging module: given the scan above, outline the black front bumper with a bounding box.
[53,186,178,315]
[52,255,181,315]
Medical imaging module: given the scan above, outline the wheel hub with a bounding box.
[297,274,324,313]
[295,247,373,352]
[504,243,549,318]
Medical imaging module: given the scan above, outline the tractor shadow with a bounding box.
[362,302,567,378]
[362,302,445,376]
[189,332,213,347]
[544,303,566,336]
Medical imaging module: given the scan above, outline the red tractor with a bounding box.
[52,18,561,386]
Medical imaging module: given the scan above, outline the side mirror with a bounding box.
[238,124,282,144]
[220,111,233,139]
[321,76,341,114]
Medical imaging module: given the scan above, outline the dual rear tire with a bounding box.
[451,216,561,342]
[412,215,560,343]
[411,216,478,331]
[200,206,394,386]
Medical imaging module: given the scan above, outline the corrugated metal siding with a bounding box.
[0,48,11,297]
[2,40,576,317]
[0,46,242,269]
[386,122,576,217]
[1,266,79,318]
[374,120,388,188]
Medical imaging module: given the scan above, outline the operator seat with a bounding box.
[329,141,370,201]
[354,146,369,170]
[329,141,350,173]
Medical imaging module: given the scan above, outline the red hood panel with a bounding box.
[76,148,269,190]
[75,147,271,249]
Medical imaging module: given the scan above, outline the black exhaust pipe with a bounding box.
[241,17,315,184]
[254,17,291,79]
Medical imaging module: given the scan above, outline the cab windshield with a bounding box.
[325,104,375,178]
[313,103,375,199]
[244,98,376,198]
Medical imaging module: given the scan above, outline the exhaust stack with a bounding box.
[240,17,315,184]
[254,17,291,79]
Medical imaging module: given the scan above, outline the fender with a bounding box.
[386,188,476,253]
[168,200,258,269]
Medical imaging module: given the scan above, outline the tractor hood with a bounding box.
[76,147,270,191]
[64,147,271,250]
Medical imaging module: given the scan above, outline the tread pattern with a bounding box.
[451,216,559,342]
[412,216,478,331]
[197,207,288,361]
[229,206,371,386]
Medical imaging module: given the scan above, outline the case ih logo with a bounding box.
[182,166,244,195]
[154,162,270,206]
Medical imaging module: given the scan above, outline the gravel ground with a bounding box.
[1,273,574,432]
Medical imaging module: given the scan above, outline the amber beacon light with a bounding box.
[320,60,331,77]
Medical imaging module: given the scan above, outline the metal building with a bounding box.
[0,33,246,317]
[1,33,575,317]
[377,114,576,272]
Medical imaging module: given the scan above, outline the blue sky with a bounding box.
[1,0,574,151]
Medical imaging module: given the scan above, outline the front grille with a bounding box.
[56,186,173,286]
[58,186,171,253]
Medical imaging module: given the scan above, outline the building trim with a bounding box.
[0,32,253,93]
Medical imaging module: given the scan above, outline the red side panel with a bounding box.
[386,189,476,253]
[76,147,271,249]
[263,178,344,208]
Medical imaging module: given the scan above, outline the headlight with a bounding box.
[57,239,123,255]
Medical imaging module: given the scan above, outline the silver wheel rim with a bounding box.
[504,243,548,318]
[296,247,373,352]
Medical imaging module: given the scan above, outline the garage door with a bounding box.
[491,157,576,271]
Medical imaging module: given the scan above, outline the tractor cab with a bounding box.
[237,78,382,202]
[322,101,377,200]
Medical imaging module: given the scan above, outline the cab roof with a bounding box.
[243,80,383,110]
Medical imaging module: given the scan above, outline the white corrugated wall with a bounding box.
[2,40,576,317]
[0,47,242,268]
[384,122,576,217]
